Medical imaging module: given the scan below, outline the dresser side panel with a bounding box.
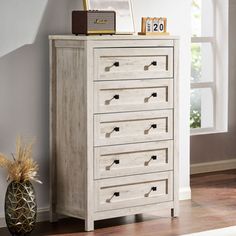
[49,39,58,222]
[55,43,87,217]
[84,41,95,231]
[173,40,180,216]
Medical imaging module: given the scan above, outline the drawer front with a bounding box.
[94,110,173,146]
[95,172,173,211]
[94,48,173,81]
[94,79,173,113]
[94,141,173,179]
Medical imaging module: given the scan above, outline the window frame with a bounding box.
[190,0,228,136]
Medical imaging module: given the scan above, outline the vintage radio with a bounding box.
[72,10,116,35]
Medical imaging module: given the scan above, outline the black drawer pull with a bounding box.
[151,61,157,66]
[151,124,157,129]
[105,61,120,72]
[145,186,158,197]
[106,159,120,171]
[152,155,157,160]
[114,62,120,67]
[152,187,157,191]
[152,92,157,98]
[106,191,120,203]
[145,155,158,166]
[114,127,120,132]
[114,192,120,197]
[145,92,158,103]
[106,127,120,138]
[145,124,158,134]
[144,61,158,71]
[105,94,120,105]
[114,160,120,164]
[113,95,120,100]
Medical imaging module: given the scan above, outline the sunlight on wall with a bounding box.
[0,0,48,57]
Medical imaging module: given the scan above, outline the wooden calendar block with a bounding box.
[139,17,169,36]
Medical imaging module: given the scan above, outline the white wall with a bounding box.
[0,0,48,57]
[0,0,191,222]
[0,0,71,223]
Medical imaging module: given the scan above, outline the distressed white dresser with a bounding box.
[49,35,179,231]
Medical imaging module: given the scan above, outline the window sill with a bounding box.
[190,128,228,136]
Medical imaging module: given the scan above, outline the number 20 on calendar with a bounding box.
[140,17,168,35]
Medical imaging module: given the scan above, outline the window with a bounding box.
[190,0,228,135]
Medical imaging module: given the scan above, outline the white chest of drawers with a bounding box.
[49,35,179,231]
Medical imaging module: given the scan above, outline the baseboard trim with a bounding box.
[191,159,236,175]
[0,207,50,228]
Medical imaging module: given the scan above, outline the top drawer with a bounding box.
[94,48,174,81]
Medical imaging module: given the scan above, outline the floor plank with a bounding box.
[1,170,236,236]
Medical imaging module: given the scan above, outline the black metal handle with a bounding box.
[106,191,120,202]
[151,61,157,66]
[106,94,120,105]
[144,61,158,71]
[144,155,157,166]
[114,160,120,165]
[152,187,157,191]
[114,127,120,132]
[106,126,120,138]
[113,95,120,100]
[151,155,157,160]
[151,124,157,129]
[144,92,158,103]
[145,186,157,197]
[151,92,157,98]
[144,124,157,135]
[106,159,120,171]
[114,62,120,67]
[105,62,120,72]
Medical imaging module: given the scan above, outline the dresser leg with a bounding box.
[171,207,179,218]
[85,219,94,231]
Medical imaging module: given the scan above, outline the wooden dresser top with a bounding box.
[49,35,179,41]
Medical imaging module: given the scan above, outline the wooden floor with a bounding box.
[1,170,236,236]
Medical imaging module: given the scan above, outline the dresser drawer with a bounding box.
[95,172,173,212]
[94,141,173,179]
[94,110,173,146]
[94,79,173,113]
[94,48,173,81]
